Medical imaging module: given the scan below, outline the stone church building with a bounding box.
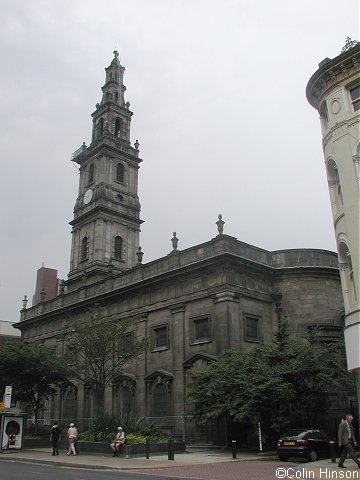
[16,52,348,444]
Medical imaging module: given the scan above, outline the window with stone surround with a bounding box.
[80,236,88,261]
[122,386,132,415]
[153,383,169,416]
[66,344,78,366]
[338,241,356,307]
[191,315,211,344]
[88,163,95,184]
[320,100,329,122]
[112,375,136,416]
[116,163,125,183]
[63,385,77,420]
[350,84,360,111]
[244,314,261,342]
[97,118,104,138]
[326,158,343,207]
[114,236,123,260]
[115,117,121,137]
[117,332,134,358]
[152,324,169,350]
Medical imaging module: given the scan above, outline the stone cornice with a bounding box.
[16,231,339,326]
[306,43,360,110]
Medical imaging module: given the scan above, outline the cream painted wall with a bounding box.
[306,43,360,372]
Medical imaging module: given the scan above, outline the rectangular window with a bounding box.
[347,251,353,279]
[191,316,211,343]
[66,345,78,365]
[320,101,329,122]
[350,84,360,111]
[152,325,168,350]
[244,315,261,342]
[117,332,134,357]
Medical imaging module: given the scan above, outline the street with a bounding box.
[0,458,299,480]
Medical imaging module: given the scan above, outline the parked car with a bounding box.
[277,428,330,462]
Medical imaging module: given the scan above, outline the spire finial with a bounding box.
[113,50,119,59]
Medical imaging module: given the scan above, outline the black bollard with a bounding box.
[330,440,336,463]
[168,436,174,460]
[232,440,237,459]
[145,436,150,459]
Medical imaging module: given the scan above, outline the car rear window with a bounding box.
[282,430,307,438]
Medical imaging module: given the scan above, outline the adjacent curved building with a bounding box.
[306,39,360,402]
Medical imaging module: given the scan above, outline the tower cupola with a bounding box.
[101,50,126,107]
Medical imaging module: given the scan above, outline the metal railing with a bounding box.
[26,415,227,446]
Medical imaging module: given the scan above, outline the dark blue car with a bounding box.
[277,428,330,462]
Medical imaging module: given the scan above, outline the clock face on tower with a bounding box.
[83,188,93,205]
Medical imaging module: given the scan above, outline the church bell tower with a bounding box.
[67,51,143,290]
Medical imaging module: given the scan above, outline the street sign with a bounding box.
[4,386,12,409]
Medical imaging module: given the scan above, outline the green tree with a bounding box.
[189,326,352,439]
[0,340,71,433]
[66,306,147,411]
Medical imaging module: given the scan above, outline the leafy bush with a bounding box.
[78,413,167,444]
[125,433,146,444]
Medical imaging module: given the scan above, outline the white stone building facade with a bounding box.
[306,39,360,407]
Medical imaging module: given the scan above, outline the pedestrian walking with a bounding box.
[50,421,61,456]
[338,414,360,469]
[67,422,78,456]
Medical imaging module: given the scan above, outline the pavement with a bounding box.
[0,447,274,471]
[0,447,359,479]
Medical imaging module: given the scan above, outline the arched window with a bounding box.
[327,158,343,207]
[64,386,77,420]
[114,92,119,103]
[89,164,95,184]
[112,376,136,415]
[98,118,104,138]
[115,118,121,137]
[154,383,168,417]
[353,140,360,179]
[81,236,88,261]
[122,387,132,415]
[320,101,329,122]
[350,84,360,111]
[84,383,93,421]
[114,236,122,260]
[116,163,125,183]
[338,241,357,306]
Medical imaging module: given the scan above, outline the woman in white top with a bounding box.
[67,423,78,456]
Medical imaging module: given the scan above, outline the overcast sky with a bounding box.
[0,0,359,322]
